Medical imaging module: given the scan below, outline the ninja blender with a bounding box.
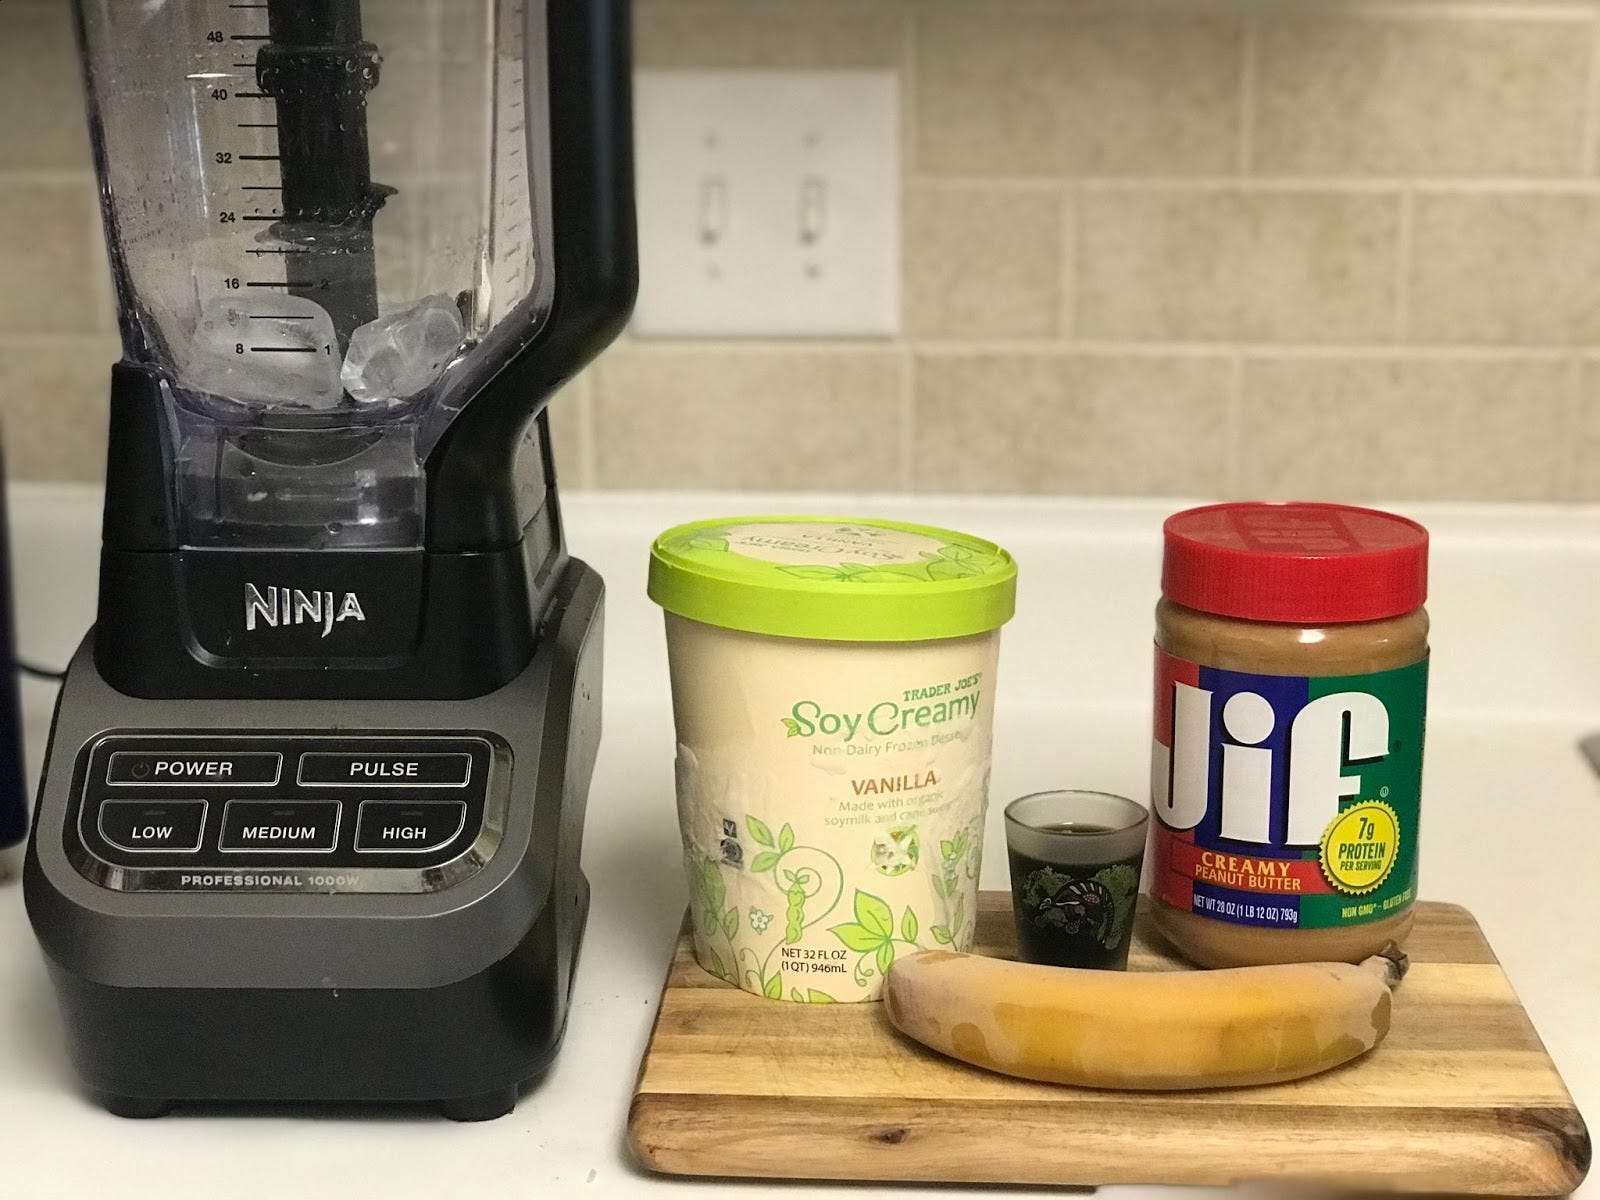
[24,0,635,1120]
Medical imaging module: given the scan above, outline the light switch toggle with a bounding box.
[699,175,729,247]
[799,176,828,246]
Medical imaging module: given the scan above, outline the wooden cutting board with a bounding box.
[629,895,1590,1193]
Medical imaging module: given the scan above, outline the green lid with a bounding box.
[648,517,1018,643]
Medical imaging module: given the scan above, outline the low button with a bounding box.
[98,800,207,854]
[355,801,468,854]
[220,800,341,853]
[299,752,472,788]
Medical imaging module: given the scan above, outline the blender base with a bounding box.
[26,562,604,1122]
[50,874,588,1120]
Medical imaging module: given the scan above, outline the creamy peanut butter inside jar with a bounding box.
[1148,502,1430,968]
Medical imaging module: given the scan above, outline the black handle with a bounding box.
[423,0,638,552]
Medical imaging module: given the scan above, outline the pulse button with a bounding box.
[355,801,468,854]
[298,752,472,788]
[99,800,207,853]
[219,800,341,853]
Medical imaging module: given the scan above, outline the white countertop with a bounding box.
[1,489,1596,1199]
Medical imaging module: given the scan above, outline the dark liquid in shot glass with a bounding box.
[1008,822,1144,970]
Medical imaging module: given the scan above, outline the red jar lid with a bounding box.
[1163,502,1429,624]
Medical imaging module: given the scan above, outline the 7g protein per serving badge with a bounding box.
[1145,503,1431,969]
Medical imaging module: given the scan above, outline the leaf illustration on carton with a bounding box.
[807,989,837,1004]
[780,717,802,738]
[830,890,926,984]
[856,890,894,939]
[701,858,726,911]
[750,851,781,874]
[703,947,731,984]
[778,823,796,853]
[830,922,886,953]
[763,973,783,1000]
[901,908,919,943]
[747,816,775,847]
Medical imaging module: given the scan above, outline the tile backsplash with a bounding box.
[6,0,1600,503]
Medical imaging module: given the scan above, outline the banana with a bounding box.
[883,947,1406,1090]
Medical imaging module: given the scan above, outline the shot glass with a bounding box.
[1004,791,1149,970]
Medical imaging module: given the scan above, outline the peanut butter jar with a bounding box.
[1148,502,1429,968]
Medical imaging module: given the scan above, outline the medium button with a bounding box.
[220,800,341,853]
[99,800,207,853]
[355,800,469,853]
[108,751,281,787]
[298,752,472,788]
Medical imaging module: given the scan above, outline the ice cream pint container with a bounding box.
[648,517,1018,1003]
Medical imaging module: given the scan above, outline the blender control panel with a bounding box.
[66,735,507,894]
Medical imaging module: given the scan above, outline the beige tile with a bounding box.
[548,368,592,489]
[915,5,1240,178]
[0,338,118,482]
[1254,17,1590,177]
[593,349,904,490]
[0,4,90,169]
[912,352,1231,496]
[1239,357,1574,503]
[0,181,105,335]
[1411,194,1600,345]
[635,0,907,68]
[1578,363,1600,502]
[905,185,1065,339]
[1077,188,1400,343]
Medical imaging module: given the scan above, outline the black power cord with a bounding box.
[15,658,64,683]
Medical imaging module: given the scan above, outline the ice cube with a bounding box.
[341,294,465,404]
[179,295,343,409]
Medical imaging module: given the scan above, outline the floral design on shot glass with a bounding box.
[1020,863,1139,951]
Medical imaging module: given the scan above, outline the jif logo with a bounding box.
[1153,682,1390,847]
[245,584,367,639]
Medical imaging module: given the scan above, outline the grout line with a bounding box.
[899,0,919,179]
[896,0,1600,20]
[607,338,921,355]
[907,341,1597,361]
[0,169,97,187]
[1393,188,1416,343]
[1566,357,1588,500]
[1237,13,1260,176]
[900,343,916,494]
[1583,11,1600,176]
[0,333,122,349]
[911,175,1600,195]
[1225,354,1245,497]
[575,371,599,492]
[1241,2,1600,21]
[1060,184,1079,341]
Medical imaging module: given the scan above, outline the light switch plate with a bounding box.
[631,69,901,338]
